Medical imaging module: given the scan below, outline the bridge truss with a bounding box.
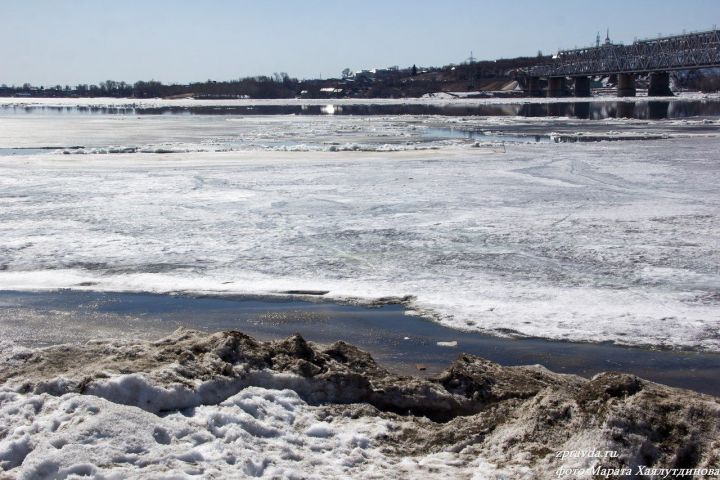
[529,29,720,77]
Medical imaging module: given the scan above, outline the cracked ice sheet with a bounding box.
[0,136,719,351]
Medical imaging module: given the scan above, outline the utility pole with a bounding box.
[467,50,477,90]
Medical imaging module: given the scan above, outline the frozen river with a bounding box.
[1,97,719,351]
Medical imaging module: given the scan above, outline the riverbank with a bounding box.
[1,328,718,478]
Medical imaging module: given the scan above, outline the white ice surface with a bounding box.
[0,114,719,351]
[0,383,518,479]
[0,113,459,152]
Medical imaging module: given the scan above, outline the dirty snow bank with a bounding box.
[1,329,719,479]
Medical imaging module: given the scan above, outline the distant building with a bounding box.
[350,67,401,83]
[354,70,375,81]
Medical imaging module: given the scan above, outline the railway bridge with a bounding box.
[525,29,720,97]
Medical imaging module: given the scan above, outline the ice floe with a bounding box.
[0,111,718,352]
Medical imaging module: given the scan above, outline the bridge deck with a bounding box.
[530,29,720,77]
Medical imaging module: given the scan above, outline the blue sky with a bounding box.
[1,0,719,86]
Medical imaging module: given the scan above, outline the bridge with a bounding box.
[524,29,720,97]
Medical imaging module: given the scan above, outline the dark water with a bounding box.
[2,290,718,397]
[3,100,720,119]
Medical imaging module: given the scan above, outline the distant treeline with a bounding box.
[0,56,558,99]
[0,74,300,99]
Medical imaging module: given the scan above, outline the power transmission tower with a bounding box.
[467,51,477,89]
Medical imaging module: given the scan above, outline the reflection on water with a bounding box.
[4,289,720,396]
[423,127,550,144]
[648,101,671,120]
[2,100,720,119]
[518,101,690,119]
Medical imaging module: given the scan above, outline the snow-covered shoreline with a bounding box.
[1,91,720,110]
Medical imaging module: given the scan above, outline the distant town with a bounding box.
[0,55,545,99]
[2,48,719,99]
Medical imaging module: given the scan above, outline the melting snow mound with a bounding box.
[1,329,718,479]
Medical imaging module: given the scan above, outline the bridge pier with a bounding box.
[524,76,543,97]
[573,76,591,97]
[617,73,636,97]
[547,77,567,97]
[648,72,673,96]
